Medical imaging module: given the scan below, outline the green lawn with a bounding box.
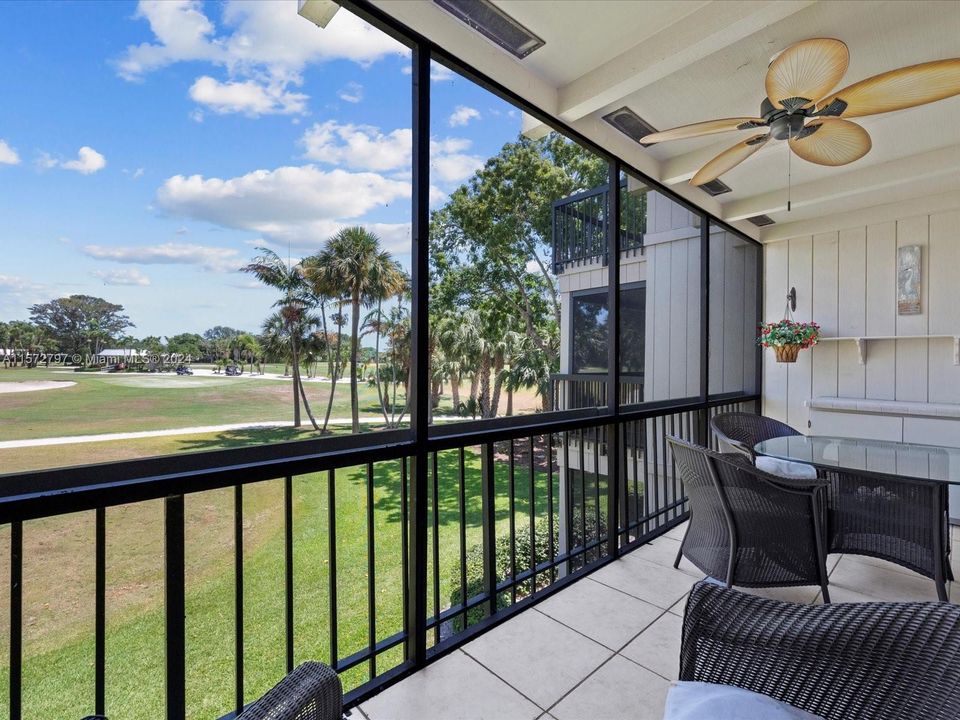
[0,366,401,442]
[0,442,565,720]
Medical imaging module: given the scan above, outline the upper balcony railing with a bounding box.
[551,184,646,274]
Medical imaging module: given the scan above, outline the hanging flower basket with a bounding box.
[758,320,820,364]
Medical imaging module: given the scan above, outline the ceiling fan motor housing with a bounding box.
[761,97,808,140]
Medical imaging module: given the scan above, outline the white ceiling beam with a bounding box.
[759,188,960,243]
[723,145,960,222]
[555,0,815,123]
[658,132,781,185]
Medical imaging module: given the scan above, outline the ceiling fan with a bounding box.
[639,38,960,189]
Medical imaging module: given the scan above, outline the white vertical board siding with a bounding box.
[895,215,929,402]
[928,211,960,403]
[811,232,839,399]
[763,241,789,422]
[686,235,702,395]
[669,239,689,399]
[837,227,867,398]
[763,209,960,420]
[787,236,813,428]
[742,244,759,394]
[708,230,725,395]
[865,222,896,401]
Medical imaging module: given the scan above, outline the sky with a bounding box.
[0,0,520,339]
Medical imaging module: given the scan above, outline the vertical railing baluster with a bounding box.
[165,495,186,720]
[593,426,601,560]
[563,431,573,575]
[508,439,516,604]
[642,419,650,536]
[668,414,676,522]
[458,448,467,626]
[327,469,338,670]
[366,463,377,679]
[651,416,660,532]
[9,519,22,720]
[284,476,294,674]
[528,436,536,595]
[95,507,106,717]
[234,485,244,715]
[547,434,555,581]
[400,458,409,650]
[431,452,440,645]
[578,428,586,568]
[481,442,497,618]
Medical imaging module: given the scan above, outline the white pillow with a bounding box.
[755,455,818,480]
[663,681,825,720]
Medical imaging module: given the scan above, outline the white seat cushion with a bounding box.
[663,681,825,720]
[755,455,818,480]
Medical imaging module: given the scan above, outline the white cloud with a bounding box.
[155,164,411,247]
[83,242,243,273]
[116,0,407,119]
[189,75,307,116]
[93,268,152,286]
[448,105,480,127]
[401,61,453,82]
[35,152,58,170]
[301,121,411,172]
[61,147,107,175]
[0,140,20,165]
[0,275,44,294]
[300,121,483,183]
[431,153,484,183]
[337,81,363,103]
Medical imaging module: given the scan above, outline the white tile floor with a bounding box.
[356,523,960,720]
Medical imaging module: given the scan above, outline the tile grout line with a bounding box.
[457,647,551,715]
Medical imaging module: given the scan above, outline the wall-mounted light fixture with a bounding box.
[787,287,797,313]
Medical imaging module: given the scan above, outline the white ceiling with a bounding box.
[370,0,960,241]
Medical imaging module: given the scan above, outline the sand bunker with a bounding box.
[0,380,77,394]
[103,377,237,389]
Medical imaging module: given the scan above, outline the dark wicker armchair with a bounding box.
[681,580,960,719]
[237,662,343,720]
[668,437,831,602]
[709,412,800,459]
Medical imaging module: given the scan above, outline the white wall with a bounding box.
[762,208,960,430]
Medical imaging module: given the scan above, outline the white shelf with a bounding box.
[818,335,960,365]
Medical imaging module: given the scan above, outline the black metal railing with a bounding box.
[550,373,644,411]
[0,395,758,719]
[551,184,646,273]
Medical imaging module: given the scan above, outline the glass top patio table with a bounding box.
[754,435,960,486]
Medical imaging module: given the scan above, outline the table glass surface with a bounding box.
[754,435,960,486]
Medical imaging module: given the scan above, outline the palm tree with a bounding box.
[304,227,406,434]
[242,248,321,430]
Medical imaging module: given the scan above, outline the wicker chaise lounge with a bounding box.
[681,579,960,719]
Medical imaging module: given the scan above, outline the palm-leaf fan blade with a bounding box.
[691,134,769,186]
[765,38,849,110]
[790,118,871,166]
[816,58,960,118]
[639,117,764,145]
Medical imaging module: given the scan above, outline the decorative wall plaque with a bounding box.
[897,245,921,315]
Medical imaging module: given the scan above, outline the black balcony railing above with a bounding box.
[0,395,758,720]
[551,183,646,273]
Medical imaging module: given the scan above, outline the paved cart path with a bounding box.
[0,418,406,449]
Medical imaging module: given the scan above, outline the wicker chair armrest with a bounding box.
[237,662,343,720]
[680,581,960,720]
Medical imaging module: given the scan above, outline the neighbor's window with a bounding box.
[570,284,645,375]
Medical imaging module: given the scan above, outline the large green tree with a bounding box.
[28,295,132,356]
[430,134,606,411]
[304,227,406,434]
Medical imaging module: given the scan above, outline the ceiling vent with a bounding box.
[602,107,657,144]
[433,0,545,58]
[747,214,776,227]
[699,178,732,197]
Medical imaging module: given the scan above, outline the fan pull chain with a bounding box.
[787,124,792,212]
